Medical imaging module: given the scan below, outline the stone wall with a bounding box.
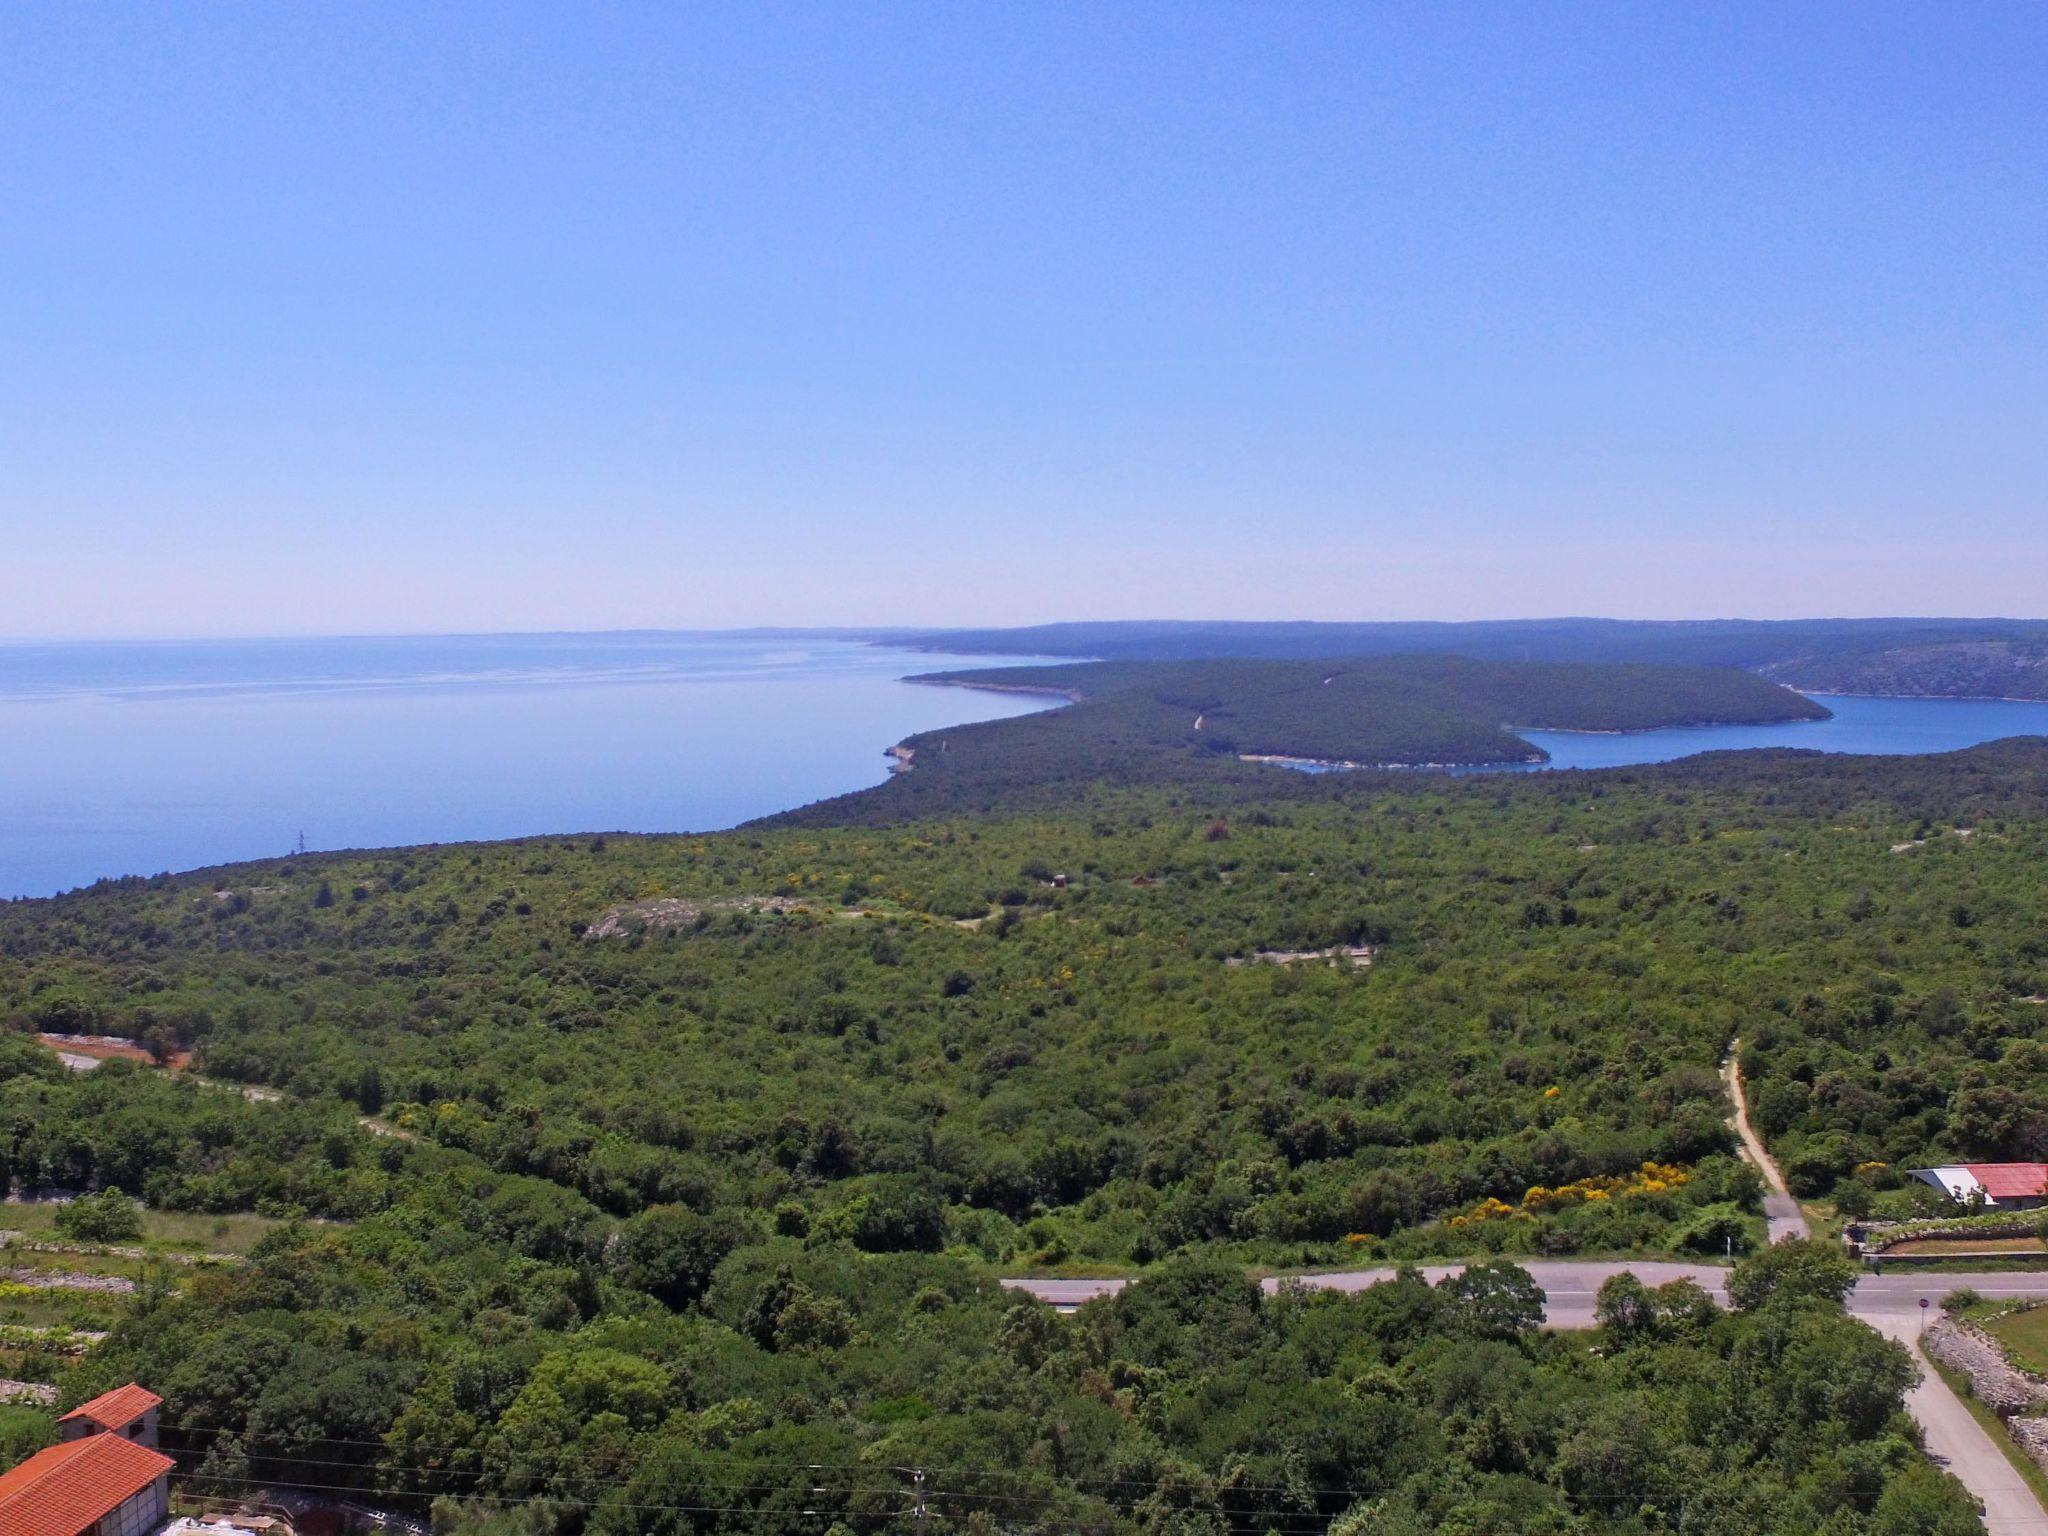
[1925,1315,2048,1417]
[2010,1416,2048,1469]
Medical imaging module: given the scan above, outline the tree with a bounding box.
[614,1204,746,1309]
[1868,1461,1989,1535]
[1436,1261,1544,1339]
[1727,1239,1858,1312]
[1594,1273,1659,1343]
[850,1177,949,1253]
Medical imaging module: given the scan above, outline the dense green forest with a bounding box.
[10,742,2048,1530]
[777,656,1822,825]
[891,619,2048,700]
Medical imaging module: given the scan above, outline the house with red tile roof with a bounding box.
[1910,1162,2048,1209]
[0,1430,174,1536]
[58,1383,163,1449]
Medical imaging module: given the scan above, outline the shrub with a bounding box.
[54,1190,144,1243]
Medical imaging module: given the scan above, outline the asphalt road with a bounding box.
[1003,1263,2048,1321]
[1002,1263,2048,1530]
[1867,1314,2048,1534]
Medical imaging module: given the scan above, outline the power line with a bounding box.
[132,1423,1863,1512]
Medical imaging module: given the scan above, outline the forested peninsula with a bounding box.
[771,656,1825,826]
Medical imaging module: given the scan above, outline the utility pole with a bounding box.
[899,1466,929,1527]
[294,830,308,856]
[801,1464,828,1520]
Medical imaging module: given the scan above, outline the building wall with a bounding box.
[94,1475,169,1536]
[56,1407,158,1448]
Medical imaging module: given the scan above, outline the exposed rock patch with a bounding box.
[585,895,806,940]
[1225,946,1376,968]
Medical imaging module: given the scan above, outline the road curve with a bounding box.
[1002,1262,2048,1530]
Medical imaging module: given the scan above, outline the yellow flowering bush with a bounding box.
[1447,1163,1691,1227]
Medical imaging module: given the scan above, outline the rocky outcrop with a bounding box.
[584,895,804,940]
[1925,1316,2048,1417]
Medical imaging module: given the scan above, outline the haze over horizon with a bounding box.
[5,3,2044,638]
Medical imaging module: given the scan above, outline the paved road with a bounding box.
[1866,1314,2048,1533]
[1003,1264,2048,1530]
[1005,1264,2048,1322]
[1724,1040,1812,1244]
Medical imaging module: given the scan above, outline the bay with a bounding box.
[1519,692,2048,769]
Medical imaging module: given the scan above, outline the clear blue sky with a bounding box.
[3,3,2043,637]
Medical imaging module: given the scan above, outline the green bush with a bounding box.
[54,1189,144,1243]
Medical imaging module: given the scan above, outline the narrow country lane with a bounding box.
[1724,1038,1811,1243]
[1868,1314,2048,1534]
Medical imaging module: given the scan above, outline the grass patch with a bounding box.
[0,1247,150,1282]
[1885,1237,2048,1258]
[0,1294,123,1331]
[3,1202,298,1257]
[131,1210,292,1255]
[1925,1355,2048,1513]
[1983,1306,2048,1380]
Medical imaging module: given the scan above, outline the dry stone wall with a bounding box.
[1925,1316,2048,1417]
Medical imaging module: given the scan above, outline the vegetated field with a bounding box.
[2,740,2045,1532]
[2,1202,287,1257]
[1983,1305,2048,1378]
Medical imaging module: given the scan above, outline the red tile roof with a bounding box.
[56,1381,161,1431]
[1966,1163,2048,1198]
[0,1433,174,1536]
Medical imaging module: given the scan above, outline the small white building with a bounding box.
[1909,1163,2048,1210]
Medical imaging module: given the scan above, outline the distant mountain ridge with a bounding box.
[889,618,2048,698]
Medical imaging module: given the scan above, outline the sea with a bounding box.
[0,634,1052,899]
[4,634,2048,900]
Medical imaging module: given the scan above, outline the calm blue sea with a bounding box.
[4,637,2046,900]
[0,634,1055,899]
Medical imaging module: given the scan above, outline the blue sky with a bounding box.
[3,4,2043,637]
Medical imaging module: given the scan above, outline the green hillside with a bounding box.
[8,739,2043,1533]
